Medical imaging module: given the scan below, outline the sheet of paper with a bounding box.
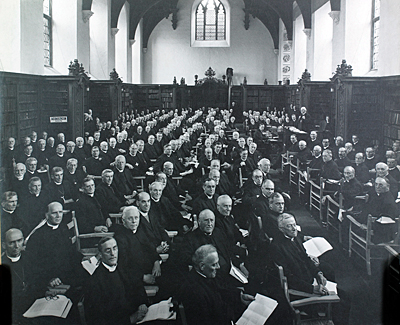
[236,293,278,325]
[303,237,333,257]
[137,297,176,324]
[81,256,99,275]
[23,295,72,318]
[376,216,396,224]
[230,263,248,284]
[313,279,337,294]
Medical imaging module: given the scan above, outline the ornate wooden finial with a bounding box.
[68,59,87,77]
[333,59,353,78]
[205,67,216,79]
[110,68,122,82]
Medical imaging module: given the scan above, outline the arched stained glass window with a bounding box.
[195,0,226,41]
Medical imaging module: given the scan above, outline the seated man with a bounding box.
[354,177,398,244]
[1,191,26,238]
[95,169,125,217]
[215,195,247,258]
[84,237,148,325]
[112,155,138,204]
[180,209,234,279]
[75,176,111,233]
[353,152,371,184]
[335,147,352,173]
[1,229,33,323]
[178,244,254,325]
[18,177,47,232]
[42,166,76,206]
[112,206,163,285]
[320,149,342,181]
[25,202,81,294]
[192,178,219,216]
[270,213,349,325]
[148,181,191,233]
[63,158,87,193]
[9,163,29,199]
[136,191,171,251]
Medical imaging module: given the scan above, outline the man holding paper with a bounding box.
[271,213,350,324]
[179,244,255,325]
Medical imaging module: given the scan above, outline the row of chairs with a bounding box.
[284,153,400,276]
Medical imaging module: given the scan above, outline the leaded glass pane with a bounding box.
[373,0,380,19]
[43,0,50,16]
[195,0,226,41]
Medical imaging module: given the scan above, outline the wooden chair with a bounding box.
[309,177,323,221]
[68,212,114,257]
[347,213,400,275]
[325,194,344,243]
[238,167,248,188]
[289,158,300,188]
[277,265,340,325]
[297,169,308,198]
[109,212,122,225]
[132,176,146,192]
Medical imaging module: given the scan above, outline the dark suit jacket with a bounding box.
[270,232,320,293]
[149,196,191,231]
[84,263,147,325]
[95,182,124,216]
[112,224,159,277]
[192,193,219,216]
[111,167,137,200]
[74,193,106,233]
[178,270,240,325]
[320,160,342,180]
[180,227,232,276]
[25,223,81,290]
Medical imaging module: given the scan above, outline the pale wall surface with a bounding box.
[142,0,278,85]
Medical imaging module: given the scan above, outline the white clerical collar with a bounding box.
[7,254,21,262]
[196,270,207,278]
[315,154,321,159]
[28,170,34,174]
[140,211,148,217]
[367,156,374,160]
[102,262,117,272]
[284,234,294,241]
[47,222,59,230]
[205,193,213,199]
[16,176,24,181]
[152,197,160,203]
[117,168,124,173]
[54,181,62,185]
[88,193,94,197]
[3,208,15,214]
[57,154,64,157]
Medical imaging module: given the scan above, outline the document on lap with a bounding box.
[236,293,278,325]
[303,237,333,257]
[137,297,176,324]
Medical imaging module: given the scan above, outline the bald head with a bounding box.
[2,228,24,258]
[198,209,215,234]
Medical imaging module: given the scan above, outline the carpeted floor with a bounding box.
[289,194,388,325]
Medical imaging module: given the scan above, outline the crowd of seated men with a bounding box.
[1,104,400,324]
